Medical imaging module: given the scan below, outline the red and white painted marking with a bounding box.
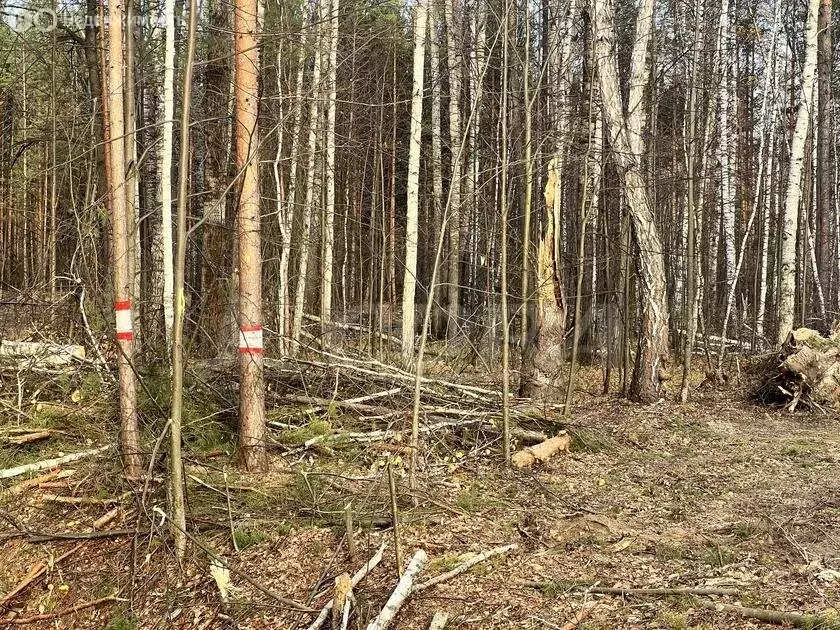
[115,300,133,341]
[239,325,263,354]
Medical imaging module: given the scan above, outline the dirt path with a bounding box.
[2,395,839,628]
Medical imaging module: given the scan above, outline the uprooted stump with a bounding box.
[758,327,840,411]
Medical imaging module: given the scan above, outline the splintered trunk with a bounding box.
[593,0,669,403]
[400,0,429,368]
[234,0,267,471]
[108,0,142,479]
[778,0,819,346]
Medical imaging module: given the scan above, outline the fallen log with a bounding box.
[511,433,571,468]
[0,340,85,367]
[0,445,114,480]
[518,581,740,597]
[694,599,830,628]
[366,549,428,630]
[0,542,84,605]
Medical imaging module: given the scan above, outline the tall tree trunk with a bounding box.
[160,0,176,347]
[401,0,429,368]
[592,0,669,403]
[444,0,464,340]
[321,0,340,345]
[292,0,326,349]
[718,0,737,336]
[108,0,142,479]
[778,0,819,345]
[816,0,832,308]
[169,0,198,559]
[234,0,267,471]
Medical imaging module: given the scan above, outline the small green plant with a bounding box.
[233,527,268,550]
[657,609,688,630]
[700,544,736,568]
[108,611,138,630]
[280,420,333,445]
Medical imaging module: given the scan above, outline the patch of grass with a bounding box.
[731,521,759,541]
[233,526,268,550]
[567,428,612,453]
[700,544,736,568]
[455,484,490,513]
[108,614,138,630]
[657,609,688,630]
[653,542,686,561]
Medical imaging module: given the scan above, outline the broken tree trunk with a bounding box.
[511,433,571,468]
[758,327,840,410]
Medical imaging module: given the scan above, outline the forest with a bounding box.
[0,0,839,626]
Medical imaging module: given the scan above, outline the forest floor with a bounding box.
[1,361,840,629]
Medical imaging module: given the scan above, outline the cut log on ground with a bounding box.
[511,433,571,468]
[0,340,85,367]
[757,327,840,409]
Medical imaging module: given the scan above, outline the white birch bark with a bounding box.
[593,0,669,403]
[444,0,464,339]
[280,24,307,353]
[321,0,340,344]
[159,0,176,347]
[292,0,326,349]
[401,0,429,367]
[778,0,820,345]
[717,0,737,337]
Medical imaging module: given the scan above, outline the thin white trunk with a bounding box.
[778,0,820,345]
[292,0,326,348]
[401,0,429,367]
[160,0,176,347]
[719,0,780,359]
[321,0,340,344]
[445,0,464,339]
[281,24,307,352]
[718,0,737,337]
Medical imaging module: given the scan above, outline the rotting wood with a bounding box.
[4,430,52,445]
[366,549,428,630]
[4,469,73,495]
[92,506,120,529]
[0,340,85,367]
[331,573,352,630]
[511,433,571,468]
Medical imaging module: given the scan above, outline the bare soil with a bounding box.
[2,378,840,629]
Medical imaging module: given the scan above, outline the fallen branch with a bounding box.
[413,544,517,593]
[518,581,739,597]
[4,431,52,445]
[428,612,448,630]
[92,506,121,529]
[306,543,386,630]
[695,599,828,628]
[366,549,428,630]
[5,594,118,624]
[0,445,113,480]
[40,491,132,506]
[0,542,83,605]
[560,601,597,630]
[4,469,73,496]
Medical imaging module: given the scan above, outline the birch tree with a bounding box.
[159,0,176,346]
[592,0,669,403]
[778,0,820,346]
[401,0,429,368]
